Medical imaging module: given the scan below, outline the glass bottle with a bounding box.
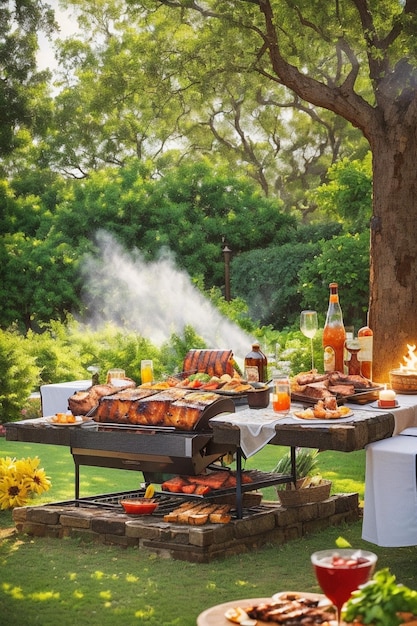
[358,315,373,380]
[244,343,268,382]
[322,282,346,373]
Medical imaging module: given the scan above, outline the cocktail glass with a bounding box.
[311,549,377,625]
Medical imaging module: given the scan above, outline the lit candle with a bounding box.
[378,386,396,407]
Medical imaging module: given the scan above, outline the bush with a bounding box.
[0,329,40,423]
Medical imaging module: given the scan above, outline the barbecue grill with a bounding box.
[69,420,294,518]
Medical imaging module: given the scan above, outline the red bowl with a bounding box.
[120,499,158,515]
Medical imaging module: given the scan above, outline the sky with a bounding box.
[36,4,79,71]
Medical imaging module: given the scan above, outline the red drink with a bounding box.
[311,549,377,624]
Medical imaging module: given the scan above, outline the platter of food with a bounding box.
[224,591,336,625]
[290,370,381,405]
[47,414,84,426]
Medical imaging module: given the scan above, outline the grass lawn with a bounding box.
[1,437,417,626]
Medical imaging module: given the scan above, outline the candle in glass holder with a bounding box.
[378,387,396,408]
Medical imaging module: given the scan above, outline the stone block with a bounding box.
[234,512,276,538]
[104,534,138,548]
[26,507,60,525]
[12,507,28,522]
[334,492,359,513]
[91,517,126,536]
[60,514,91,529]
[188,527,215,547]
[20,522,46,537]
[125,521,164,540]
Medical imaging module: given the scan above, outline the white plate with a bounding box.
[46,416,84,426]
[292,409,353,422]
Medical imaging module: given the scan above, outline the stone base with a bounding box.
[12,493,359,563]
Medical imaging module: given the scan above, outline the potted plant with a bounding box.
[272,448,332,506]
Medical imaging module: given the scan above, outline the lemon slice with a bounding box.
[144,484,155,499]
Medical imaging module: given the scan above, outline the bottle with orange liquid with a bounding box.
[358,314,373,380]
[323,282,346,373]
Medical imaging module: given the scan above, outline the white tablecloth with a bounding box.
[40,380,91,417]
[362,429,417,547]
[345,392,417,435]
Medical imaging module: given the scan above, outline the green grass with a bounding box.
[1,438,416,626]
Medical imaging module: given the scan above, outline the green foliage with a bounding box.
[0,329,40,423]
[310,155,372,233]
[231,241,319,328]
[0,1,56,157]
[298,232,370,330]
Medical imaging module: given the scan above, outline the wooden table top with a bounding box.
[5,403,395,454]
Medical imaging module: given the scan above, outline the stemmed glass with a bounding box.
[300,310,318,371]
[311,549,377,625]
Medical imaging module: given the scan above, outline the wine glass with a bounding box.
[311,549,377,625]
[300,310,318,371]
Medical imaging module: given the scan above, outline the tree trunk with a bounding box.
[369,126,417,383]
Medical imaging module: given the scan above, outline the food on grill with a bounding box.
[182,349,235,378]
[163,391,221,429]
[93,387,160,423]
[68,383,118,415]
[243,592,335,624]
[92,387,224,429]
[161,470,252,495]
[164,501,232,525]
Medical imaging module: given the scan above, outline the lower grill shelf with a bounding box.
[50,488,275,518]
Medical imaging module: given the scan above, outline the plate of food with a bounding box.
[47,414,84,426]
[224,591,336,625]
[293,400,353,421]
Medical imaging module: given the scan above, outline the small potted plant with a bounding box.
[272,448,332,506]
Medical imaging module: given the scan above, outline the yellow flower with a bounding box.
[0,456,51,508]
[18,457,51,495]
[0,475,31,510]
[23,467,51,495]
[0,457,16,478]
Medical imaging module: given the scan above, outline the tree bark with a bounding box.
[369,126,417,382]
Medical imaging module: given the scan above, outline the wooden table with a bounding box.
[5,405,395,453]
[210,405,395,453]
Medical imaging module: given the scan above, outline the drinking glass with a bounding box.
[106,368,125,384]
[141,360,154,384]
[311,549,377,625]
[300,310,318,371]
[272,376,291,414]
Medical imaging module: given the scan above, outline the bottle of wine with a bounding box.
[244,343,268,382]
[358,315,373,380]
[323,282,346,372]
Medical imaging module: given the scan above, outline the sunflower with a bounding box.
[0,456,52,508]
[0,475,31,510]
[0,457,16,478]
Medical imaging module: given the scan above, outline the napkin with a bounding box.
[211,410,284,458]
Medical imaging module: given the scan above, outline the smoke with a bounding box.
[80,231,254,360]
